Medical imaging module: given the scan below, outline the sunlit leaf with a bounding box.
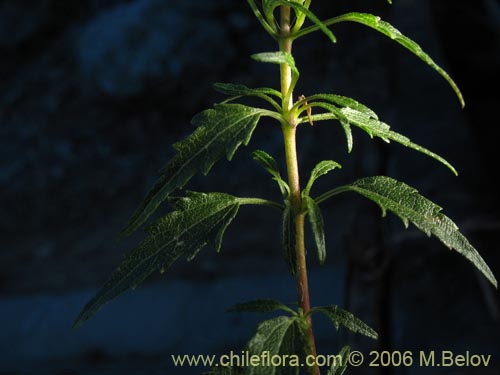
[302,98,457,174]
[322,176,497,287]
[121,104,266,237]
[303,160,342,196]
[321,13,463,106]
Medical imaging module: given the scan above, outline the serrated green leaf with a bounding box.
[324,13,463,106]
[74,193,241,328]
[308,94,378,120]
[228,299,296,315]
[312,93,379,153]
[253,150,290,197]
[341,106,457,175]
[341,176,497,287]
[266,0,337,43]
[121,104,265,237]
[328,346,350,375]
[304,196,326,265]
[247,316,305,375]
[297,94,378,153]
[299,96,456,173]
[282,200,297,276]
[304,160,342,196]
[311,305,378,339]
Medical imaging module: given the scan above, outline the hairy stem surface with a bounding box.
[279,5,320,375]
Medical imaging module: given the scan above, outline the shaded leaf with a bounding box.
[121,104,265,237]
[328,346,350,375]
[253,150,290,197]
[342,176,497,287]
[304,196,326,264]
[330,13,463,106]
[311,305,378,339]
[282,200,297,276]
[304,160,342,196]
[228,299,296,315]
[74,193,241,328]
[247,316,306,375]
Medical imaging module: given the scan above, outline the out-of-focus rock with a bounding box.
[76,0,235,97]
[0,0,52,48]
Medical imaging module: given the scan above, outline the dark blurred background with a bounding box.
[1,0,499,374]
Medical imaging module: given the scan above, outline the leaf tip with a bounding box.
[380,207,387,217]
[369,329,379,340]
[117,228,131,241]
[485,270,498,289]
[72,311,89,330]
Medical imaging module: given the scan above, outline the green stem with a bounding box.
[280,5,320,375]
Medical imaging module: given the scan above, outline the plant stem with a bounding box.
[279,5,320,375]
